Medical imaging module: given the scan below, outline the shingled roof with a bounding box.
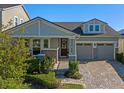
[0,4,20,8]
[54,20,120,36]
[54,22,82,30]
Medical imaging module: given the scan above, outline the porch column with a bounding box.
[68,38,77,61]
[29,38,33,55]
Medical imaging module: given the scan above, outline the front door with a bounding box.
[61,38,68,56]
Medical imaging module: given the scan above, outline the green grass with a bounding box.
[59,83,84,89]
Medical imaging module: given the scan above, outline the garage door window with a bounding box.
[97,43,104,46]
[77,43,83,46]
[84,43,92,46]
[105,43,113,46]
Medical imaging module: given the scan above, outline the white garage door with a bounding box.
[77,43,92,61]
[96,43,114,60]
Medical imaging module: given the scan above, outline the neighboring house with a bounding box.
[118,29,124,53]
[6,17,121,61]
[119,29,124,35]
[0,4,30,31]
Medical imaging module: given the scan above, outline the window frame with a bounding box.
[43,39,50,49]
[20,18,24,24]
[88,24,101,32]
[14,16,19,26]
[88,24,94,32]
[95,24,100,31]
[33,39,41,55]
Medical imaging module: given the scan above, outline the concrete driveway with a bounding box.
[80,60,124,89]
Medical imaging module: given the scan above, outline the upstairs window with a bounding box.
[95,25,100,31]
[20,19,24,24]
[14,16,18,26]
[88,24,100,32]
[89,25,94,31]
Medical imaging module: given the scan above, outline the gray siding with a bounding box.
[12,22,39,36]
[11,20,76,37]
[40,22,75,36]
[50,38,58,49]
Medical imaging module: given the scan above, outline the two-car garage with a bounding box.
[77,42,115,61]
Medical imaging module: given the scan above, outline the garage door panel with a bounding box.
[77,44,92,60]
[96,44,114,60]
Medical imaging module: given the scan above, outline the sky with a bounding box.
[24,4,124,31]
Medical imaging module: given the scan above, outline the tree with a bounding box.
[0,32,30,79]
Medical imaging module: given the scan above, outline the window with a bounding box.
[89,25,94,31]
[95,25,100,31]
[33,39,40,55]
[14,16,18,26]
[20,19,24,24]
[44,39,49,48]
[88,24,101,32]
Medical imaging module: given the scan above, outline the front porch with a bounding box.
[25,37,77,62]
[9,17,79,62]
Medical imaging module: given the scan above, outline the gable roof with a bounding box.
[54,19,120,36]
[6,17,78,36]
[82,18,108,24]
[0,4,30,20]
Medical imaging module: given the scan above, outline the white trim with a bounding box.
[69,55,76,56]
[75,40,77,61]
[87,24,102,34]
[12,35,76,38]
[56,47,59,62]
[43,39,50,49]
[88,24,94,32]
[76,41,117,44]
[13,16,19,26]
[42,48,57,51]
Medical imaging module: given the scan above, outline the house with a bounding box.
[119,29,124,35]
[6,17,121,61]
[0,4,30,31]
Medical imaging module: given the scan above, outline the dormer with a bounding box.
[82,18,107,34]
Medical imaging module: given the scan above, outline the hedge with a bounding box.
[116,53,124,64]
[26,72,60,89]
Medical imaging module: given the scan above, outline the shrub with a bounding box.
[64,61,82,79]
[26,56,55,74]
[40,56,55,74]
[25,59,39,74]
[0,76,30,89]
[0,33,30,79]
[116,53,124,64]
[27,72,60,89]
[116,53,124,62]
[121,55,124,64]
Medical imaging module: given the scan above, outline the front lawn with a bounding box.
[59,83,84,89]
